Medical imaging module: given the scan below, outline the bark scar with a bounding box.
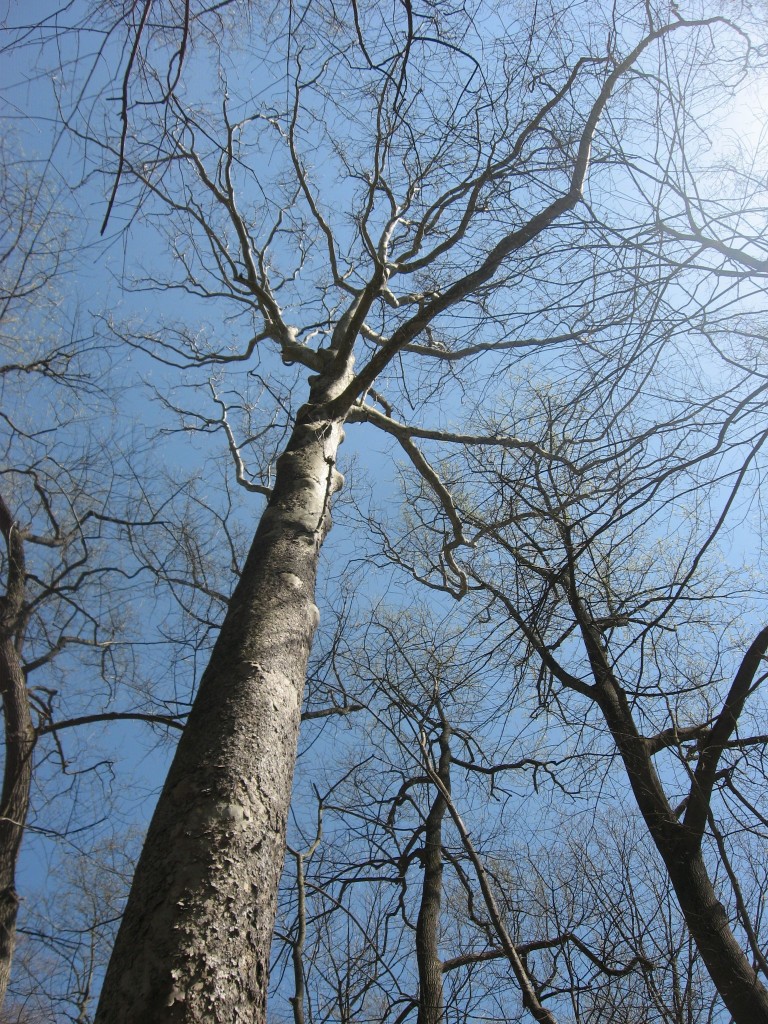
[316,455,336,534]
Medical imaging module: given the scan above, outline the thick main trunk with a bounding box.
[95,383,347,1023]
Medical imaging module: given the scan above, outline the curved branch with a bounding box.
[684,625,768,841]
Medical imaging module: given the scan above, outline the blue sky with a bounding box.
[3,2,768,1019]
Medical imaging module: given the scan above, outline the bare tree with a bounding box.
[0,502,34,1008]
[0,148,94,1006]
[6,1,768,1020]
[271,599,726,1024]
[5,832,141,1024]
[40,2,764,1021]
[381,316,768,1020]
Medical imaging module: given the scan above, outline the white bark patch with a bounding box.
[195,800,251,827]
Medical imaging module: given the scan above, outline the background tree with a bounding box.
[379,315,768,1019]
[0,145,105,1006]
[271,598,731,1024]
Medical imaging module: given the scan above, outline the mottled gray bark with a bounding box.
[0,498,35,1010]
[95,368,349,1023]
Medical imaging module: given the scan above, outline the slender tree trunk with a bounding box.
[95,368,350,1023]
[289,847,308,1024]
[0,498,34,1010]
[288,820,322,1024]
[416,719,451,1024]
[0,638,34,1008]
[593,672,768,1024]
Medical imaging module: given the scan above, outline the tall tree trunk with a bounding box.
[95,371,349,1024]
[0,498,34,1010]
[416,719,451,1024]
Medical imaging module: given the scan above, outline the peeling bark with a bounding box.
[95,369,350,1023]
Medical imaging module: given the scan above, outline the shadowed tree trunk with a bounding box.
[575,591,768,1023]
[453,381,768,1024]
[416,713,451,1024]
[592,662,768,1023]
[0,496,35,1006]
